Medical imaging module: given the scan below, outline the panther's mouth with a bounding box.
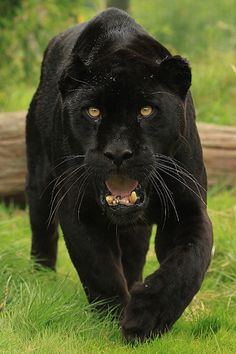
[102,174,145,210]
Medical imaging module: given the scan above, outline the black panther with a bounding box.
[26,8,213,341]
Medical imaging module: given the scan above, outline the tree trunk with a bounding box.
[106,0,130,11]
[0,111,235,198]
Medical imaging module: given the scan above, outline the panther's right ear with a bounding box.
[58,54,88,97]
[158,55,191,99]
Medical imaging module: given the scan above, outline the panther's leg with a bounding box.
[59,208,130,311]
[122,203,213,341]
[26,105,59,270]
[27,176,59,270]
[119,225,152,290]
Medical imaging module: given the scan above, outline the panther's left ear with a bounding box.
[158,55,191,99]
[58,54,88,97]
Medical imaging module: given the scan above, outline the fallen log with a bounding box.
[198,123,236,186]
[0,112,26,197]
[0,111,235,197]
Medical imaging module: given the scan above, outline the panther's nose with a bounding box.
[104,148,133,167]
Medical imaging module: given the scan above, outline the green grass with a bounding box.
[0,189,236,353]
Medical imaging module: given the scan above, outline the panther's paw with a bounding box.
[121,283,171,342]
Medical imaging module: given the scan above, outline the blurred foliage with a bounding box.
[131,0,236,125]
[0,0,21,26]
[0,0,235,125]
[107,0,129,11]
[0,0,102,99]
[131,0,236,56]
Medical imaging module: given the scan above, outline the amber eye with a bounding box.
[140,106,153,118]
[87,107,101,119]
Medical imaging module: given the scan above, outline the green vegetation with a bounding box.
[0,0,235,125]
[0,188,236,353]
[0,0,101,112]
[132,0,236,125]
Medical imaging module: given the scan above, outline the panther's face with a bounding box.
[59,50,191,224]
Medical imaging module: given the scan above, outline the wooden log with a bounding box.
[0,112,26,197]
[0,111,235,196]
[197,123,236,186]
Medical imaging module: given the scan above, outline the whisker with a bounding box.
[151,169,179,222]
[41,163,85,199]
[48,164,87,220]
[74,168,95,220]
[146,169,168,216]
[67,75,92,87]
[48,165,89,226]
[53,154,85,170]
[158,162,203,199]
[156,154,206,192]
[155,153,206,204]
[148,172,168,229]
[41,155,85,198]
[77,184,88,221]
[156,163,206,206]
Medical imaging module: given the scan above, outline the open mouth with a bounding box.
[104,174,144,208]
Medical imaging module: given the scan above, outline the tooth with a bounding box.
[106,195,113,205]
[119,198,130,206]
[129,191,137,204]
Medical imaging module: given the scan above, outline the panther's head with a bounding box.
[58,47,191,225]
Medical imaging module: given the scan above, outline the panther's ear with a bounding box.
[58,54,88,97]
[158,55,191,99]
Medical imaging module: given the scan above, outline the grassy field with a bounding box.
[0,188,236,353]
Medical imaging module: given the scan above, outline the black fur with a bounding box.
[26,8,213,341]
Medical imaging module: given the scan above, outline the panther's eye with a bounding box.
[87,107,101,119]
[140,106,153,118]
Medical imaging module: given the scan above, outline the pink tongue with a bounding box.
[105,175,138,198]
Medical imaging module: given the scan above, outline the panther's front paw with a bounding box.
[121,283,172,342]
[121,306,157,342]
